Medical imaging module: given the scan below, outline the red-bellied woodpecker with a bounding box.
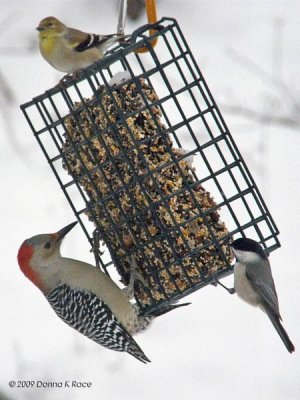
[17,222,189,363]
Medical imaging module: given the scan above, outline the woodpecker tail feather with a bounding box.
[127,341,151,364]
[148,302,191,318]
[265,307,295,353]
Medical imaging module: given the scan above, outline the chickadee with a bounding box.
[215,238,295,353]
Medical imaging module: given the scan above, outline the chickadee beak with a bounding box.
[54,221,78,243]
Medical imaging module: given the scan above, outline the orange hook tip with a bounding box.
[135,0,158,54]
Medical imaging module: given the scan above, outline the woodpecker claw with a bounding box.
[91,229,105,271]
[123,256,149,300]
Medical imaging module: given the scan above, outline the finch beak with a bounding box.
[36,26,44,31]
[54,221,78,243]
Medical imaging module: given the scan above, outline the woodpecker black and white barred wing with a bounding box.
[47,284,150,363]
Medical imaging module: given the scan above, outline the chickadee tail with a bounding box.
[147,302,191,318]
[265,308,295,353]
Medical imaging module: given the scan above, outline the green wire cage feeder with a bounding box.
[21,17,280,315]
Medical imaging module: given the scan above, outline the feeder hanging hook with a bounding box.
[117,0,158,52]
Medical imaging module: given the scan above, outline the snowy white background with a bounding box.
[1,1,299,399]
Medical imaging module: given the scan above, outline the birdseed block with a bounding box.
[62,77,233,307]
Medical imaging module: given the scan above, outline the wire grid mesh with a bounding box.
[21,17,280,314]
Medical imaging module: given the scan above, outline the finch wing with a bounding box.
[65,27,117,52]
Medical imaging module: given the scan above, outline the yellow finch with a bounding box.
[37,16,122,73]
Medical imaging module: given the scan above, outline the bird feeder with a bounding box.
[21,17,280,315]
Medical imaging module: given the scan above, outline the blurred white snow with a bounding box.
[0,1,299,399]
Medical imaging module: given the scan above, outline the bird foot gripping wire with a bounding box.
[212,275,236,295]
[91,229,105,270]
[123,255,149,300]
[54,69,88,89]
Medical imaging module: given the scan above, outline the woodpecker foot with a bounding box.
[123,256,148,299]
[212,275,235,295]
[123,280,135,300]
[91,230,105,270]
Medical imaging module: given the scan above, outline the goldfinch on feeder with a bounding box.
[37,16,122,73]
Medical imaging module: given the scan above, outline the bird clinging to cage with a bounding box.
[17,221,189,362]
[215,238,295,353]
[36,16,123,73]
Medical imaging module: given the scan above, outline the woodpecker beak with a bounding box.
[55,221,78,243]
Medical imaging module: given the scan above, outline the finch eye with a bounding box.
[44,242,51,249]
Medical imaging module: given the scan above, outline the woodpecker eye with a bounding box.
[44,242,51,249]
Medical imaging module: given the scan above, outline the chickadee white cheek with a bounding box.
[233,249,260,264]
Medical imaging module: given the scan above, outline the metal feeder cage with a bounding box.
[21,18,280,315]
